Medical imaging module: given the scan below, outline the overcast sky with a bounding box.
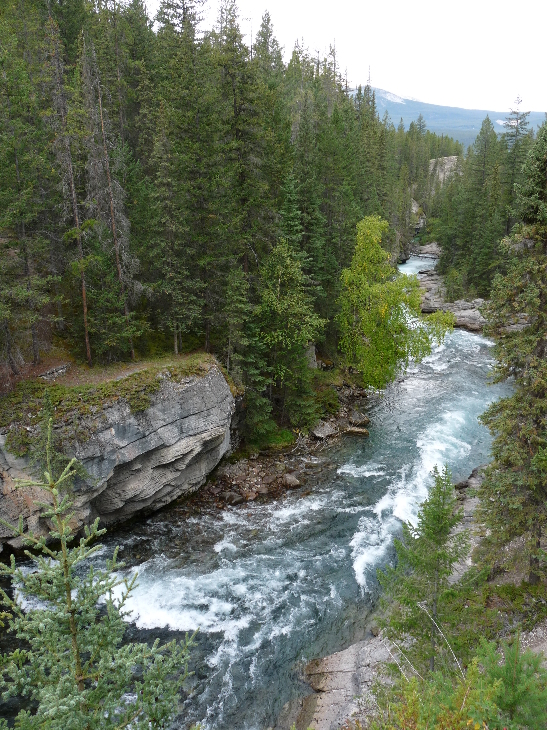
[144,0,547,113]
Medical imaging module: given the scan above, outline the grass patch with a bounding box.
[0,353,216,457]
[217,364,245,398]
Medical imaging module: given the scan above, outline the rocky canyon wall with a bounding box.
[0,367,234,551]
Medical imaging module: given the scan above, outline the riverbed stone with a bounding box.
[346,426,370,437]
[349,410,370,427]
[283,473,301,488]
[310,421,337,440]
[222,491,244,505]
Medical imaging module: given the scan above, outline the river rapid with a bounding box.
[99,256,511,730]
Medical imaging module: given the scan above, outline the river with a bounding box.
[97,256,510,730]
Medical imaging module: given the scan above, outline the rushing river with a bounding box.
[96,257,510,729]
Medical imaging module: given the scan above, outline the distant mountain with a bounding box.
[370,88,546,149]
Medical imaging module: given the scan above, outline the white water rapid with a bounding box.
[99,256,510,730]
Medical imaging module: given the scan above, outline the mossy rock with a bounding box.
[0,354,217,457]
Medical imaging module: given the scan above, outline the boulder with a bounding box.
[419,269,487,332]
[282,473,301,488]
[418,241,441,257]
[345,426,369,437]
[222,491,244,505]
[310,421,337,440]
[349,410,370,427]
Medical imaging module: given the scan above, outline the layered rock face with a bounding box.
[419,268,486,331]
[0,368,234,550]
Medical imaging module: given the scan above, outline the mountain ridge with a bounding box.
[368,87,546,148]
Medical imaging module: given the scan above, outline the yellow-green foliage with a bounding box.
[372,664,502,730]
[337,216,453,388]
[0,354,216,456]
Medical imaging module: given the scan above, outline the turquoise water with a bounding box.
[99,258,510,729]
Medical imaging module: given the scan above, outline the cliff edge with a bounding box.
[0,364,234,551]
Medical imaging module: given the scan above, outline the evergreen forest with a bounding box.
[430,103,540,298]
[3,2,547,728]
[0,0,462,436]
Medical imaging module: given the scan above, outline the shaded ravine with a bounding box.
[91,257,511,730]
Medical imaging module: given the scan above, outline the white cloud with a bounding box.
[144,0,547,112]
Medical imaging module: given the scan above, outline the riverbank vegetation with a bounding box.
[427,102,537,298]
[0,425,192,729]
[0,0,460,440]
[371,122,547,729]
[374,465,547,728]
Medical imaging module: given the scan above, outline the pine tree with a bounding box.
[378,466,468,672]
[0,422,193,729]
[81,37,142,360]
[258,239,325,427]
[223,266,251,376]
[477,634,547,728]
[503,96,532,233]
[44,12,92,365]
[478,124,547,583]
[279,172,304,251]
[0,1,53,368]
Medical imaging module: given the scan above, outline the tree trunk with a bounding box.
[20,231,40,366]
[430,568,439,672]
[95,67,135,360]
[529,519,542,585]
[3,323,19,375]
[174,322,178,355]
[205,319,210,353]
[12,135,40,367]
[48,15,92,366]
[111,0,125,141]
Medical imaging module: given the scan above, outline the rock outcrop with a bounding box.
[419,268,486,332]
[429,155,460,185]
[415,241,441,257]
[0,367,234,550]
[293,467,486,730]
[276,636,390,730]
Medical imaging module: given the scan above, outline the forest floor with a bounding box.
[0,347,215,395]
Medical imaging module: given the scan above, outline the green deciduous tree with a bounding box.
[337,216,452,388]
[0,422,193,729]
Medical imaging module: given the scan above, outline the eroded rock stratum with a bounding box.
[0,367,234,550]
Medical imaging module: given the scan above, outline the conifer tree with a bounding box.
[82,38,142,360]
[378,466,468,672]
[279,172,304,251]
[478,124,547,583]
[44,12,92,365]
[503,96,532,233]
[258,239,324,427]
[0,422,193,729]
[0,2,53,367]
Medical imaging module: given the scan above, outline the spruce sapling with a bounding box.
[0,420,193,729]
[378,465,468,672]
